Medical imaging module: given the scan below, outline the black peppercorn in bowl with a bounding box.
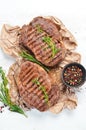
[62,62,86,88]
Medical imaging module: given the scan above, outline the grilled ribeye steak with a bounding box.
[15,61,59,111]
[19,16,66,67]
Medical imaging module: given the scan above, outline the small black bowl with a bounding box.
[62,62,86,88]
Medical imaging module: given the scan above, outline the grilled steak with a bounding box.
[15,61,59,111]
[19,16,66,67]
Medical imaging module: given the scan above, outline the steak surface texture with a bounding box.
[19,16,66,67]
[15,61,59,111]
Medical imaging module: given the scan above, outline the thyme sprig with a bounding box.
[42,36,60,57]
[32,78,49,104]
[0,67,27,117]
[20,51,49,72]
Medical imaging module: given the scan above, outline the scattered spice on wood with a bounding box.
[63,65,83,86]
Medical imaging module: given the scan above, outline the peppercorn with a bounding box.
[63,65,83,86]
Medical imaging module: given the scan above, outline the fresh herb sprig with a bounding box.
[42,36,60,57]
[36,25,43,33]
[36,24,60,57]
[32,78,49,104]
[0,67,27,117]
[20,51,49,72]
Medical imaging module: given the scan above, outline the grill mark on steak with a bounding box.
[48,51,62,64]
[27,84,38,93]
[20,16,66,67]
[30,17,60,39]
[38,86,59,111]
[27,32,45,46]
[20,64,33,78]
[37,44,52,57]
[35,42,53,63]
[27,28,36,37]
[22,68,34,82]
[17,61,51,94]
[15,61,59,111]
[23,73,38,86]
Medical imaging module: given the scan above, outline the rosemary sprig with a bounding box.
[32,78,49,104]
[20,51,49,72]
[0,67,27,117]
[42,36,60,57]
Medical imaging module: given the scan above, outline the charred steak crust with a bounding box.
[19,16,66,67]
[15,61,59,111]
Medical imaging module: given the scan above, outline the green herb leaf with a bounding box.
[10,105,27,117]
[20,51,49,72]
[32,78,49,104]
[36,25,43,33]
[0,67,8,87]
[32,78,40,85]
[0,67,27,117]
[42,36,60,57]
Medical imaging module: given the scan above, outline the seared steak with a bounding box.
[15,61,59,111]
[19,17,66,67]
